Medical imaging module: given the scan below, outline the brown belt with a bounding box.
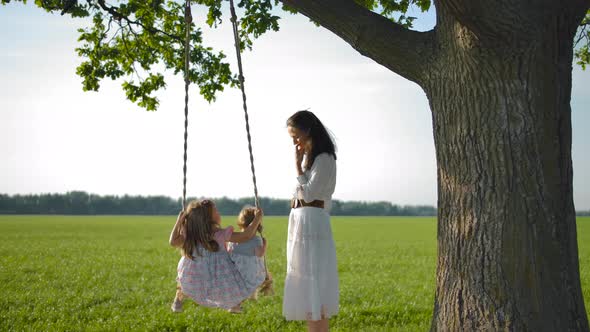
[291,199,324,209]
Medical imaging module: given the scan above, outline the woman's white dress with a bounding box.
[283,152,339,321]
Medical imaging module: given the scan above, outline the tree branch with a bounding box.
[95,0,182,43]
[120,27,143,81]
[575,24,588,47]
[280,0,435,84]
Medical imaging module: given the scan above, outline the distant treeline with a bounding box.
[0,192,437,216]
[2,192,588,217]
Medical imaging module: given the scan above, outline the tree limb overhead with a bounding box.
[280,0,435,84]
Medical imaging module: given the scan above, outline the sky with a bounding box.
[1,3,589,209]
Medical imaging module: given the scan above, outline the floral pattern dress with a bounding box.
[176,226,258,309]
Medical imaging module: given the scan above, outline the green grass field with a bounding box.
[1,216,588,331]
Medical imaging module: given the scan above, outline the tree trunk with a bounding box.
[425,3,589,331]
[280,0,589,330]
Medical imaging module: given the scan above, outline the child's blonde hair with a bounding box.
[238,206,263,232]
[182,199,219,259]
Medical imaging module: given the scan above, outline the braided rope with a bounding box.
[229,0,259,209]
[229,0,271,289]
[182,0,192,210]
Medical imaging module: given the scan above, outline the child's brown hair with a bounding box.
[238,206,263,233]
[182,199,219,259]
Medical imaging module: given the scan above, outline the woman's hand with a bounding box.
[295,142,305,175]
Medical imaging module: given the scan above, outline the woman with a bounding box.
[283,110,338,332]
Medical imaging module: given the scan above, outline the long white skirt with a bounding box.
[283,207,339,321]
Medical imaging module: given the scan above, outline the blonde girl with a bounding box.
[227,206,268,309]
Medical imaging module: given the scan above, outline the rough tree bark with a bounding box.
[281,0,590,330]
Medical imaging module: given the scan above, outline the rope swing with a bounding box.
[228,0,273,295]
[180,0,273,296]
[229,0,260,210]
[181,0,192,210]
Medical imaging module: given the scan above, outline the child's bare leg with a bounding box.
[249,289,258,300]
[175,284,184,301]
[171,284,184,312]
[228,301,244,314]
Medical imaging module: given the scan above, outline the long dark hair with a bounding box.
[182,199,219,259]
[287,110,337,170]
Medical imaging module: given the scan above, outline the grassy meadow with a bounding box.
[0,215,588,331]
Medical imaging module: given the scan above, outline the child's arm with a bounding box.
[169,211,185,248]
[228,208,264,243]
[255,237,267,257]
